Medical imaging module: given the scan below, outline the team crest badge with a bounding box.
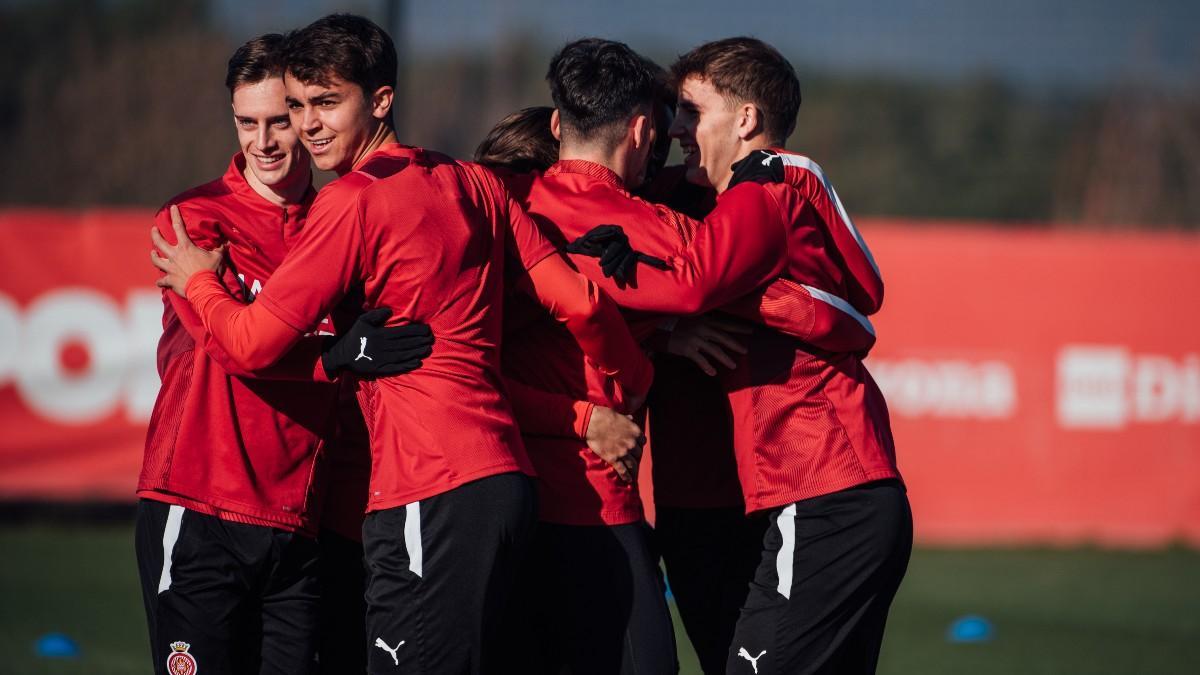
[166,641,198,675]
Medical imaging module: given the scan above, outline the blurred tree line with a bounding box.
[2,0,1197,228]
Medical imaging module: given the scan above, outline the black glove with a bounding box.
[728,149,785,189]
[322,309,433,378]
[564,224,669,285]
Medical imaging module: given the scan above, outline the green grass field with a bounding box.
[2,524,1198,674]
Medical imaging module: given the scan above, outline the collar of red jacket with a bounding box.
[545,159,624,189]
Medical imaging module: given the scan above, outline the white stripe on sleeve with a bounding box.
[779,154,881,278]
[801,284,876,337]
[157,505,185,594]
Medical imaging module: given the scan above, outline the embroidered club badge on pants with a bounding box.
[167,641,198,675]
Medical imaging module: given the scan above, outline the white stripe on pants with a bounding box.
[157,505,185,593]
[776,504,797,599]
[405,501,423,578]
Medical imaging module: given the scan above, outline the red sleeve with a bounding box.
[185,271,328,379]
[519,253,654,399]
[629,175,877,350]
[154,208,333,381]
[182,180,364,372]
[576,183,790,315]
[718,278,877,354]
[253,181,366,334]
[505,377,593,440]
[499,177,557,271]
[165,289,332,380]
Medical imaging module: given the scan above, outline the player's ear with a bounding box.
[630,114,652,150]
[550,109,562,141]
[735,103,763,141]
[370,85,395,121]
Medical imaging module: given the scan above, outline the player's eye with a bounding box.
[272,119,290,129]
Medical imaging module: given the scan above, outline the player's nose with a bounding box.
[300,107,321,134]
[667,113,687,140]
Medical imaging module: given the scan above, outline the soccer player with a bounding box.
[639,62,780,675]
[480,107,678,672]
[568,38,912,674]
[149,15,654,675]
[484,39,880,674]
[135,34,431,675]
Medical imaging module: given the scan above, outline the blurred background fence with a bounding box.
[2,0,1199,226]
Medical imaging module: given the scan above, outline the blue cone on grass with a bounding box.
[35,632,81,659]
[946,615,994,643]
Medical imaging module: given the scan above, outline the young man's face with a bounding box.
[232,78,309,191]
[284,73,378,175]
[670,75,741,192]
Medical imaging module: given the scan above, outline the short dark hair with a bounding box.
[283,14,397,124]
[475,107,558,174]
[546,38,656,148]
[225,33,285,94]
[671,37,801,145]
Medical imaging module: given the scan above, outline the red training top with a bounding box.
[527,154,898,514]
[504,159,877,518]
[183,144,652,512]
[138,153,342,534]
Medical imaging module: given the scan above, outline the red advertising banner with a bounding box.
[0,209,161,500]
[864,221,1200,547]
[1,210,1198,546]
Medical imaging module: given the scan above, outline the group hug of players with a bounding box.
[136,12,911,675]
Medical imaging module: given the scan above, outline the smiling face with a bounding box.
[669,75,744,192]
[231,78,309,197]
[285,72,388,175]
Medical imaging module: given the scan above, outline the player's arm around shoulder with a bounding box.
[639,180,789,315]
[255,175,373,320]
[519,251,654,403]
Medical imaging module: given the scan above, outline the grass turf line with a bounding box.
[1,524,1198,674]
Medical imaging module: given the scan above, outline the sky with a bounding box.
[215,0,1198,90]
